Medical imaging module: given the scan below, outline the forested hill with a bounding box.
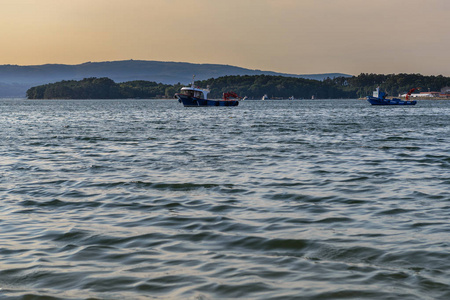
[26,76,351,99]
[26,78,173,100]
[198,75,352,99]
[26,73,450,100]
[0,60,349,97]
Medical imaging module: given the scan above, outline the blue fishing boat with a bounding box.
[367,87,417,105]
[176,76,240,107]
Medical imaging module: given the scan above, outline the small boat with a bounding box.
[262,94,269,100]
[367,87,417,105]
[175,76,239,107]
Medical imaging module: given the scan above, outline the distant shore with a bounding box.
[24,73,450,100]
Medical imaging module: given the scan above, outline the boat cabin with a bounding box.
[373,87,386,99]
[180,87,209,100]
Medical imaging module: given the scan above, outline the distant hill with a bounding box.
[0,60,351,98]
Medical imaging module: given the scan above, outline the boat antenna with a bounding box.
[191,75,195,88]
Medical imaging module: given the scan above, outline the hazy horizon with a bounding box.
[2,0,450,76]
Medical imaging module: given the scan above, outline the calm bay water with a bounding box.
[0,98,449,300]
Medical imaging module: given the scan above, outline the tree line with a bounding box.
[326,73,450,98]
[26,78,175,100]
[26,73,450,100]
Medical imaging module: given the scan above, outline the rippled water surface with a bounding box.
[0,99,449,299]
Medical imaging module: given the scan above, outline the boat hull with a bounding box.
[177,94,239,107]
[367,96,417,106]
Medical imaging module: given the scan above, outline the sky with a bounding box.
[1,0,450,76]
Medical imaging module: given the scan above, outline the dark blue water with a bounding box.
[0,99,449,300]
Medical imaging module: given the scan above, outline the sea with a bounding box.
[0,98,449,300]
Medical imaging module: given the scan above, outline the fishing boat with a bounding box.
[367,87,417,105]
[175,76,239,107]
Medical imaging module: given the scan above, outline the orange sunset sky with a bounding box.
[1,0,449,75]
